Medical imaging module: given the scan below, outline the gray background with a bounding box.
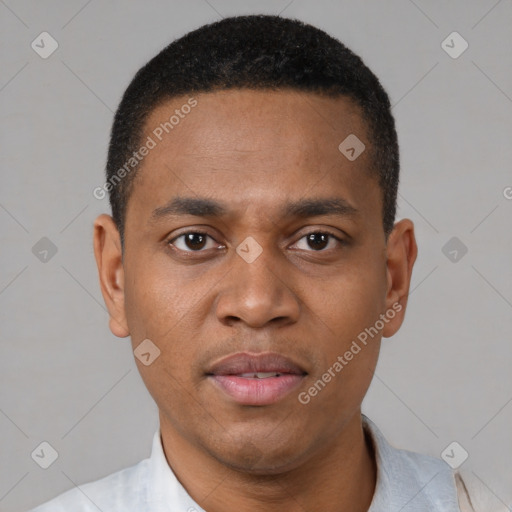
[1,1,511,511]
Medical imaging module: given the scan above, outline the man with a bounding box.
[31,14,477,512]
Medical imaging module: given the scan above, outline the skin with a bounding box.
[93,89,417,512]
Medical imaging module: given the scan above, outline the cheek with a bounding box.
[122,264,198,410]
[123,258,212,383]
[123,254,191,340]
[301,255,386,401]
[316,260,388,342]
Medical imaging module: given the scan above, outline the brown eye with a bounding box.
[306,233,329,250]
[184,233,207,250]
[170,232,217,252]
[292,232,342,252]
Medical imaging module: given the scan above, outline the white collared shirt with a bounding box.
[29,415,464,511]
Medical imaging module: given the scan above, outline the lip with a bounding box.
[206,352,307,406]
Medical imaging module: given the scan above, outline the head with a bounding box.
[94,15,417,474]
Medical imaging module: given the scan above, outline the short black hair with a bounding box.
[106,14,399,248]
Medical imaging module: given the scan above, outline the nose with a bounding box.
[214,244,301,329]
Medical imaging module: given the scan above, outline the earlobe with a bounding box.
[93,214,130,338]
[382,219,418,338]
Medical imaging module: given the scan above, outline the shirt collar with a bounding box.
[145,430,207,510]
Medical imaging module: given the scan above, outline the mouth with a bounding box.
[206,352,307,406]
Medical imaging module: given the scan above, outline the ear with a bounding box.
[382,219,418,338]
[93,214,130,338]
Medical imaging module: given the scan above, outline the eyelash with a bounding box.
[167,230,345,254]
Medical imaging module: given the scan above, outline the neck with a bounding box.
[160,411,377,512]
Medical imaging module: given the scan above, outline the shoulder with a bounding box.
[455,470,511,512]
[387,442,461,506]
[28,458,150,512]
[363,416,511,512]
[363,416,460,511]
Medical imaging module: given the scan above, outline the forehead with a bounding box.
[144,88,368,158]
[127,89,378,225]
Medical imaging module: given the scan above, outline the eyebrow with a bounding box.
[149,196,358,224]
[150,197,227,221]
[284,198,358,218]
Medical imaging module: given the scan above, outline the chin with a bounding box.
[206,434,310,476]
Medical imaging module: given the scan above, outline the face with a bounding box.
[94,89,416,474]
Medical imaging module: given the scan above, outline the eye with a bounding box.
[292,231,343,252]
[169,232,222,252]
